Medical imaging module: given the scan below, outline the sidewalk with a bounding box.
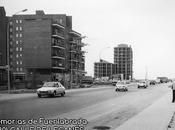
[115,92,175,130]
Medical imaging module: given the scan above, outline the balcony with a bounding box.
[69,30,81,37]
[52,23,65,29]
[69,38,80,44]
[52,61,65,70]
[69,46,78,53]
[52,53,65,60]
[52,32,64,39]
[52,42,65,49]
[69,38,85,47]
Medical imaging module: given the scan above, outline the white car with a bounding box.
[138,81,148,88]
[37,82,65,97]
[115,81,128,91]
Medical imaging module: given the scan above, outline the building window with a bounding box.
[10,28,13,32]
[19,20,22,23]
[16,54,19,58]
[16,68,19,71]
[16,61,19,65]
[16,20,18,23]
[20,61,22,65]
[16,41,19,44]
[20,47,22,51]
[16,27,18,31]
[10,55,13,58]
[10,41,13,45]
[10,22,13,25]
[16,33,18,37]
[20,54,22,57]
[10,35,13,38]
[16,47,18,51]
[19,40,22,44]
[20,68,23,71]
[60,19,63,24]
[19,33,22,37]
[19,27,22,31]
[10,48,13,52]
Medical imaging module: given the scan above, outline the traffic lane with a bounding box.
[0,85,114,102]
[0,85,130,119]
[83,84,171,129]
[0,83,143,120]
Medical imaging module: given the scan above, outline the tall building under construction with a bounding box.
[114,44,133,80]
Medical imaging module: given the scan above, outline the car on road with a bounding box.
[115,81,128,92]
[150,80,156,85]
[138,81,148,88]
[37,82,65,97]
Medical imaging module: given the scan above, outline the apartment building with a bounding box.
[114,44,133,80]
[94,59,116,78]
[8,10,85,88]
[0,7,7,84]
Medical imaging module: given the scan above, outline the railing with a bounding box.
[52,22,65,29]
[52,32,64,38]
[52,42,65,48]
[52,53,65,58]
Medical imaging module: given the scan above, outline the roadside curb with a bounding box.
[167,111,175,130]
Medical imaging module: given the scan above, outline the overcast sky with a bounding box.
[1,0,175,79]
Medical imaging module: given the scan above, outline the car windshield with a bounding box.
[140,81,146,83]
[117,81,126,85]
[43,82,55,87]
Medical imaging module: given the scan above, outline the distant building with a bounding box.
[0,7,8,84]
[114,44,133,80]
[8,10,86,88]
[94,59,116,78]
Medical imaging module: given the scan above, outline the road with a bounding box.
[0,83,171,130]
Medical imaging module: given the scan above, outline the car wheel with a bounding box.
[38,94,41,98]
[52,91,56,97]
[61,91,65,97]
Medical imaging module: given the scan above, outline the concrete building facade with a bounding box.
[0,7,8,84]
[94,59,116,78]
[114,44,133,80]
[8,10,86,88]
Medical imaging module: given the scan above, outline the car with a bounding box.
[150,80,156,85]
[138,81,148,88]
[115,81,128,92]
[36,82,65,98]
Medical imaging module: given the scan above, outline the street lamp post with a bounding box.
[7,9,27,93]
[99,47,110,61]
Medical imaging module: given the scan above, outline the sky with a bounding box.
[1,0,175,79]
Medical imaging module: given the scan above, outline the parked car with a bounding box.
[79,83,93,88]
[37,82,65,97]
[150,80,156,85]
[138,81,148,88]
[115,81,128,92]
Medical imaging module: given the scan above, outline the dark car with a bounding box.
[150,80,156,85]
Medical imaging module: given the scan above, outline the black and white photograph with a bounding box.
[0,0,175,130]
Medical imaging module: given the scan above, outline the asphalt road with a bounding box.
[0,83,171,130]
